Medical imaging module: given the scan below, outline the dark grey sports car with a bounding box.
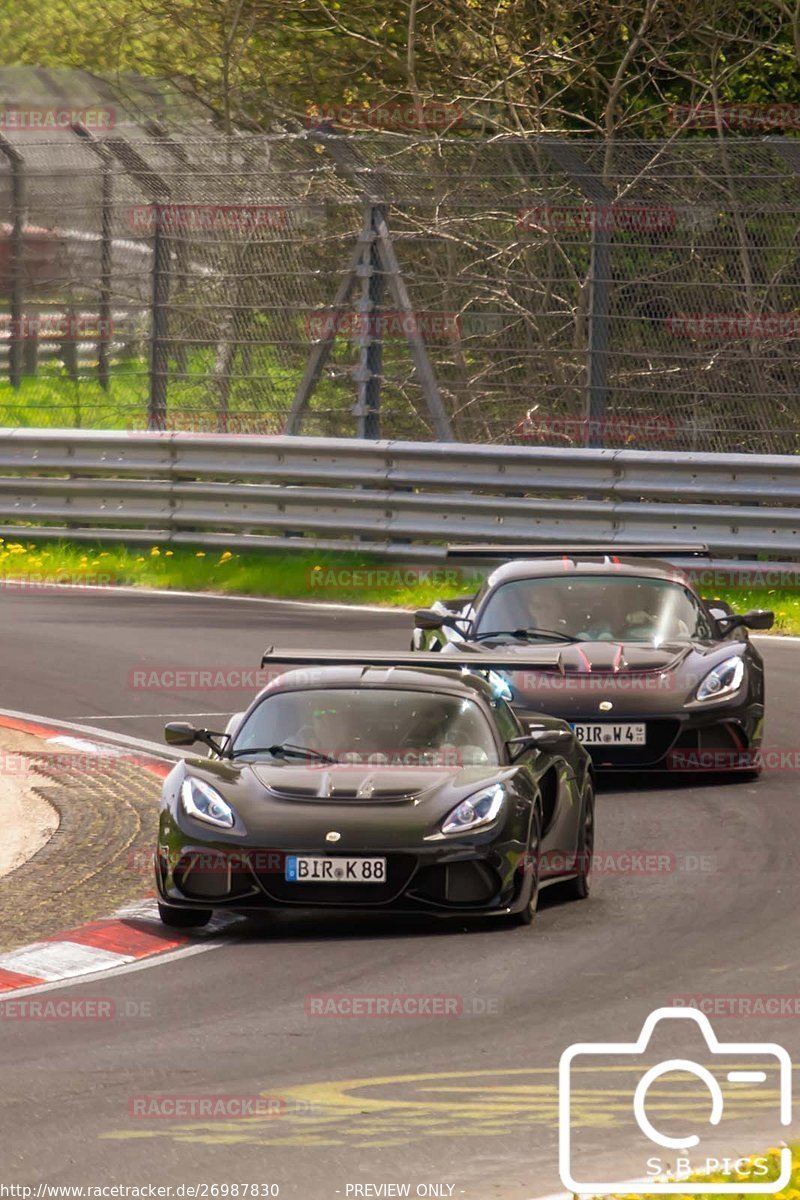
[155,651,594,930]
[412,544,774,774]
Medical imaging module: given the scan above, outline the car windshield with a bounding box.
[232,688,500,766]
[475,575,714,644]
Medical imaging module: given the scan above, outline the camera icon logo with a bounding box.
[559,1006,792,1193]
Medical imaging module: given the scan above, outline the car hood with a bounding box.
[249,762,503,802]
[169,759,518,848]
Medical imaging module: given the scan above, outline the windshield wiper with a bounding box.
[231,742,336,763]
[473,627,579,644]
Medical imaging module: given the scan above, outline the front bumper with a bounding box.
[515,705,763,771]
[155,836,533,916]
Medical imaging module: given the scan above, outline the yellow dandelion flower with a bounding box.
[195,552,206,558]
[150,547,161,557]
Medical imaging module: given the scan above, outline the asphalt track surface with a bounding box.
[1,586,799,1198]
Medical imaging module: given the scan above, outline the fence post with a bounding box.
[71,124,115,391]
[353,204,385,439]
[0,135,26,390]
[149,204,170,431]
[542,140,613,447]
[587,225,611,444]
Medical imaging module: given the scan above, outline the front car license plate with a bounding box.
[571,722,646,745]
[285,855,387,883]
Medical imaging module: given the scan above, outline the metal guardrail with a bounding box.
[0,428,798,559]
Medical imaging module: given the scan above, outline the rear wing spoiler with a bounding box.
[260,647,565,673]
[446,542,710,560]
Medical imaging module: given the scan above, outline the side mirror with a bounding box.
[742,608,774,631]
[716,608,775,634]
[507,728,573,760]
[414,608,447,630]
[164,721,198,746]
[164,722,228,755]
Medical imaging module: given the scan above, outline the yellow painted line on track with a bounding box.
[100,1064,789,1150]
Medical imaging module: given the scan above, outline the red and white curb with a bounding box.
[0,901,194,992]
[0,711,233,995]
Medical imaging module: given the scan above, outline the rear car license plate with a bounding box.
[285,855,387,883]
[571,722,646,745]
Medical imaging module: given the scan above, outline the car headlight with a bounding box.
[695,656,746,703]
[442,784,505,835]
[180,778,235,828]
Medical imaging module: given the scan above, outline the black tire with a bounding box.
[562,780,595,901]
[158,902,212,929]
[512,808,541,926]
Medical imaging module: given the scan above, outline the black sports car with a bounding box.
[155,651,594,930]
[412,544,774,774]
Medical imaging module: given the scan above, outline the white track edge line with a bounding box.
[1,579,410,614]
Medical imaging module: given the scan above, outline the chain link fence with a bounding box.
[0,130,798,450]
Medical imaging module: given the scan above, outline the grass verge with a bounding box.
[0,538,799,632]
